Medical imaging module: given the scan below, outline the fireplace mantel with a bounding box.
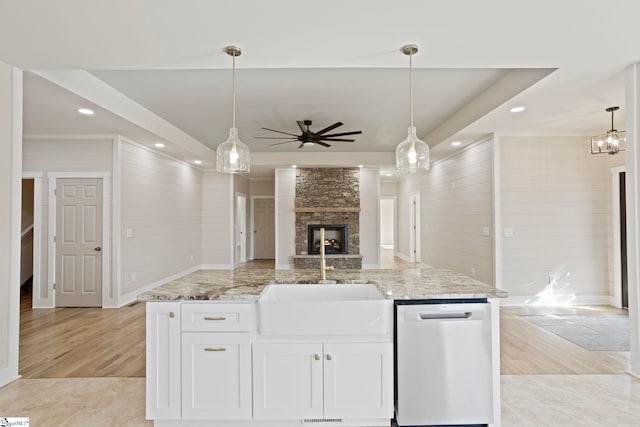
[294,207,361,213]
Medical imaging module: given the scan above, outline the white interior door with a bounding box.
[55,178,103,307]
[409,192,421,263]
[254,198,275,259]
[236,195,247,263]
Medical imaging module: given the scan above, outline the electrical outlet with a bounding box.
[504,228,514,238]
[126,228,134,238]
[482,227,490,236]
[471,267,476,277]
[451,181,456,190]
[190,254,194,262]
[131,272,136,282]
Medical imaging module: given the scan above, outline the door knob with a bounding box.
[94,247,102,252]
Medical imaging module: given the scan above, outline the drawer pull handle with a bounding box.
[314,354,320,361]
[326,354,332,361]
[169,312,175,318]
[204,316,227,321]
[205,347,226,352]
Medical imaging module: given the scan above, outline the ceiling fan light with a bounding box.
[217,127,250,173]
[396,126,429,172]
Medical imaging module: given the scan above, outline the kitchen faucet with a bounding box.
[320,227,334,281]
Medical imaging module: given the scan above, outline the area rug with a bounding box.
[520,313,629,351]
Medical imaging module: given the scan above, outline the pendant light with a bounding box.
[395,44,430,172]
[590,106,626,155]
[217,45,250,173]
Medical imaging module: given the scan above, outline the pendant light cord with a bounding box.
[232,51,236,130]
[409,51,414,131]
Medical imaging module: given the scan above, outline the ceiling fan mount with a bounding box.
[256,119,362,149]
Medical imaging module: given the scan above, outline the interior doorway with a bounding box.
[409,192,421,263]
[380,197,396,268]
[55,178,103,307]
[612,166,628,309]
[253,197,275,260]
[236,194,247,264]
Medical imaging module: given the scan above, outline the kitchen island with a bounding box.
[140,267,507,427]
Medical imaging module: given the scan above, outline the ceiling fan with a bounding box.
[256,120,362,148]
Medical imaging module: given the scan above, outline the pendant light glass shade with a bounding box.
[217,127,250,173]
[396,126,429,171]
[396,44,430,172]
[216,46,250,173]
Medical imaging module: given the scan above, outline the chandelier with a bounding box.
[590,106,625,155]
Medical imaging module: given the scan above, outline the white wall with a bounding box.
[0,62,21,386]
[500,136,615,304]
[359,168,380,268]
[398,140,494,284]
[250,178,275,196]
[120,141,202,300]
[23,137,114,306]
[234,174,250,265]
[380,198,395,246]
[380,181,398,197]
[202,171,234,268]
[275,168,296,269]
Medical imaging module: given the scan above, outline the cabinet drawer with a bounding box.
[181,303,252,332]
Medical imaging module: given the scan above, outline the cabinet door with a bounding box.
[182,332,251,419]
[253,343,323,419]
[323,342,394,419]
[146,302,181,420]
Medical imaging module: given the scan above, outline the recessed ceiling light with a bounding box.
[385,173,392,177]
[193,160,202,165]
[510,106,526,113]
[358,164,363,168]
[451,141,462,146]
[78,108,94,115]
[292,165,297,168]
[154,143,165,148]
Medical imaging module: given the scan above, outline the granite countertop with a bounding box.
[138,267,508,302]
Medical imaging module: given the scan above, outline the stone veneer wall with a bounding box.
[294,168,361,268]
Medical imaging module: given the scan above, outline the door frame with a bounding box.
[21,172,44,307]
[48,172,111,308]
[612,165,627,308]
[409,192,421,263]
[250,196,275,261]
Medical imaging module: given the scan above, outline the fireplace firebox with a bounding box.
[308,224,348,255]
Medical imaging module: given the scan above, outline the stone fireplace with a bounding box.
[293,168,362,269]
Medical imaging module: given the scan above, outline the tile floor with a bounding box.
[2,374,640,426]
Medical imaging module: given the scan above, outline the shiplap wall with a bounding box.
[120,142,202,296]
[23,138,113,306]
[202,171,233,268]
[359,168,380,268]
[275,168,296,269]
[500,136,615,304]
[398,140,494,284]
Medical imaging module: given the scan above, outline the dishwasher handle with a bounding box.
[419,312,472,320]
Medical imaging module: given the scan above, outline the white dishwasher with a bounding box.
[395,300,493,426]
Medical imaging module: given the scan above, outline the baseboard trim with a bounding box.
[500,294,612,306]
[114,265,201,307]
[396,252,411,263]
[201,263,235,270]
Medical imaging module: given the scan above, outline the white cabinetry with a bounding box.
[146,301,181,420]
[253,342,393,420]
[181,302,252,420]
[182,332,251,419]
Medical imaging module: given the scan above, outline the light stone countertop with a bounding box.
[138,267,508,301]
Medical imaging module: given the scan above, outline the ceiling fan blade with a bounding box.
[319,138,355,142]
[297,121,307,133]
[297,143,304,149]
[320,130,362,138]
[261,127,299,137]
[269,140,298,146]
[315,141,332,147]
[315,122,343,135]
[256,136,300,139]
